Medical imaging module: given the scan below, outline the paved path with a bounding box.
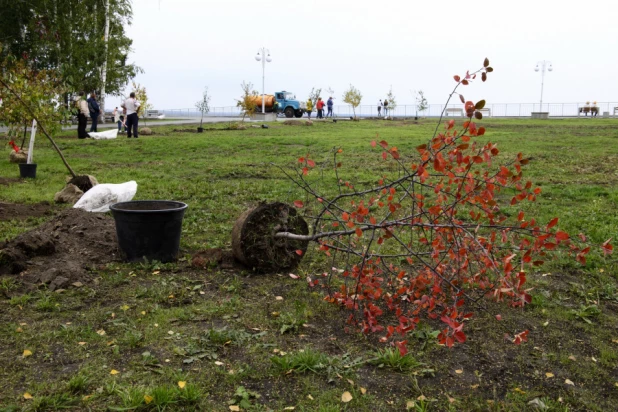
[0,117,243,133]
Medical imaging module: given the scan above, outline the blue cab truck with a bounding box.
[253,91,307,118]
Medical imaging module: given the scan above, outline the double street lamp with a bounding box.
[254,47,272,114]
[534,60,553,111]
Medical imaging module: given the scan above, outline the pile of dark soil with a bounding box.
[0,208,118,290]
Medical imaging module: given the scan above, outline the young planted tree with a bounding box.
[342,84,362,119]
[385,86,397,116]
[308,87,322,108]
[195,86,211,130]
[414,89,428,118]
[273,58,612,354]
[236,81,258,123]
[130,81,152,125]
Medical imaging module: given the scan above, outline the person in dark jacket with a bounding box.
[326,97,334,118]
[87,92,100,132]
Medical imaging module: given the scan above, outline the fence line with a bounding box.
[159,102,618,119]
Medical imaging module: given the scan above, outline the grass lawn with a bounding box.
[1,117,617,411]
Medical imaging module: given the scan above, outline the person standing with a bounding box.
[113,107,121,131]
[121,92,141,138]
[87,92,100,132]
[383,99,389,117]
[377,99,383,117]
[326,97,334,118]
[316,97,325,119]
[306,98,313,119]
[75,91,89,139]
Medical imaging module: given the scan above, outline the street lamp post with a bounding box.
[254,47,272,114]
[534,60,553,112]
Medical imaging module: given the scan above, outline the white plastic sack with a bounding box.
[88,129,118,140]
[73,181,138,213]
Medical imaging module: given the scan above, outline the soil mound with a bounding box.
[0,208,119,289]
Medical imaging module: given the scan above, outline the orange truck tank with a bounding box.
[248,95,276,110]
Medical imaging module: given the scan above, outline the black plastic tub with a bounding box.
[110,200,188,263]
[19,163,37,178]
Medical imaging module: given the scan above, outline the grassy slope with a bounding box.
[0,118,617,411]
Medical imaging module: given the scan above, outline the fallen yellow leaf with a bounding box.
[275,296,284,300]
[565,379,575,386]
[455,369,463,374]
[152,271,160,275]
[16,327,23,333]
[96,329,106,336]
[110,369,119,375]
[144,395,153,404]
[82,394,92,401]
[347,379,355,385]
[546,372,555,378]
[406,400,415,409]
[120,305,130,311]
[470,384,479,389]
[284,408,295,410]
[229,406,240,412]
[614,382,618,387]
[568,355,576,361]
[513,388,526,394]
[341,391,353,403]
[78,342,86,346]
[178,381,186,389]
[23,349,32,357]
[141,311,146,315]
[360,387,367,395]
[23,392,33,400]
[307,394,314,400]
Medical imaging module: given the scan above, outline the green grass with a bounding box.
[1,118,618,410]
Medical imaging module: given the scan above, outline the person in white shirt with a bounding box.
[74,91,90,139]
[377,99,383,117]
[121,92,141,138]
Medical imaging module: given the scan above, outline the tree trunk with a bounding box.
[99,0,110,123]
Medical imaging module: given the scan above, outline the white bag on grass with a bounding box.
[73,181,138,213]
[88,129,118,140]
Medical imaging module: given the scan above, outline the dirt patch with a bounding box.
[0,177,24,186]
[191,248,247,271]
[0,208,119,289]
[0,202,55,221]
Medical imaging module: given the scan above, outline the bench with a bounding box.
[445,108,464,117]
[579,107,599,117]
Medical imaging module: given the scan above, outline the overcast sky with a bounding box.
[110,0,618,110]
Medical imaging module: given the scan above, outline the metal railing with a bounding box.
[159,102,618,119]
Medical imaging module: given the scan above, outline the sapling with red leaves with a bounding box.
[275,58,613,353]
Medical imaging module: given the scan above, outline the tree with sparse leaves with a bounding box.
[342,84,362,119]
[414,90,428,118]
[236,81,258,122]
[308,87,322,108]
[195,87,211,129]
[385,87,397,116]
